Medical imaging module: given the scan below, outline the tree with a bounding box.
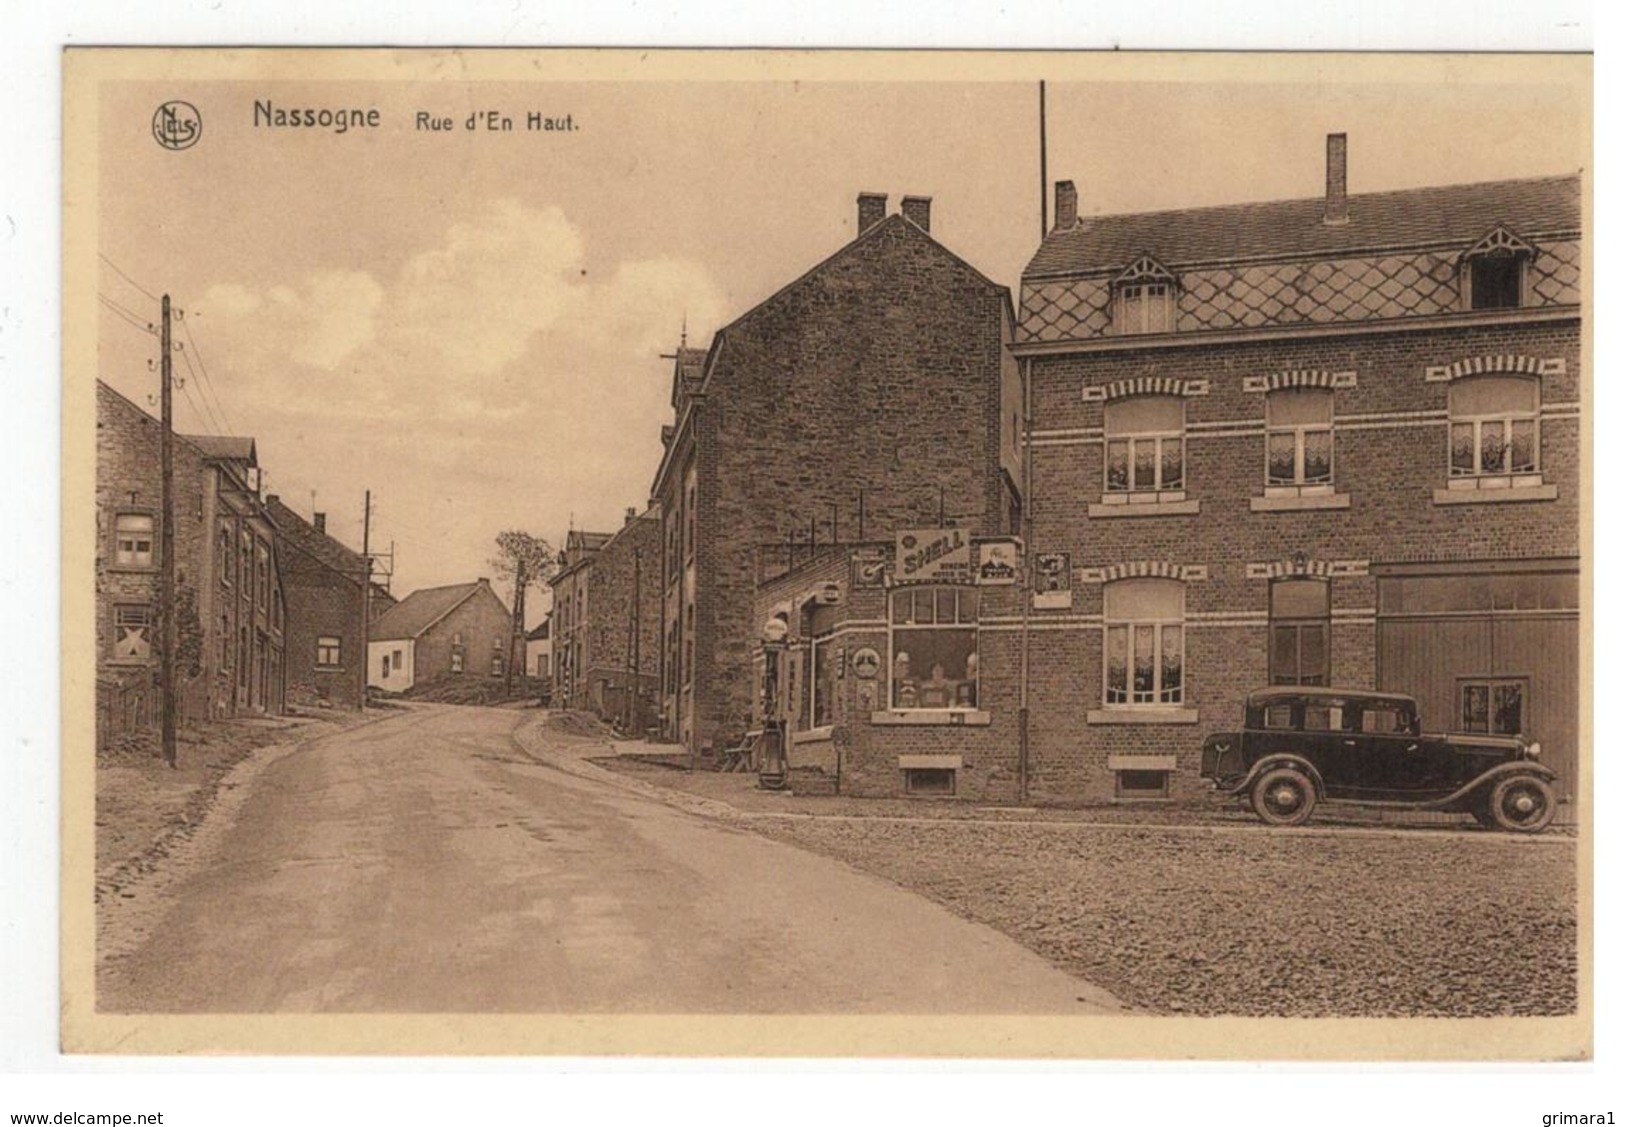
[490,531,556,695]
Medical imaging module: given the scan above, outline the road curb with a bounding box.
[509,717,745,823]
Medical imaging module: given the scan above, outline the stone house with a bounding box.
[367,578,512,693]
[96,380,287,747]
[548,529,611,711]
[265,496,396,709]
[580,507,662,730]
[650,192,1025,761]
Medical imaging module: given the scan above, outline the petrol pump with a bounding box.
[758,611,790,790]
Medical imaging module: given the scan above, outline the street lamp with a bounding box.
[758,612,790,791]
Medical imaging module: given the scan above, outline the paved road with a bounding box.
[98,706,1119,1014]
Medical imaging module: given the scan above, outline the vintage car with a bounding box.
[1200,687,1558,833]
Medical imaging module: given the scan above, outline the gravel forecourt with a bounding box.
[743,815,1577,1018]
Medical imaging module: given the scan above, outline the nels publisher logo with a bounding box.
[152,101,201,150]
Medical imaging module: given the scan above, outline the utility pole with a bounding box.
[361,490,372,709]
[506,555,525,697]
[159,295,177,769]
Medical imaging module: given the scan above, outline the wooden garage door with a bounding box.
[1377,612,1578,804]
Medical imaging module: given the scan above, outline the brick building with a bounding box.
[367,578,512,693]
[97,381,287,747]
[264,496,395,709]
[651,192,1025,760]
[999,135,1582,806]
[750,532,1027,800]
[548,528,611,711]
[580,507,662,729]
[746,141,1581,807]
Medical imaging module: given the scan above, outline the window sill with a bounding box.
[105,565,157,575]
[1433,484,1558,505]
[869,709,991,727]
[1250,492,1351,512]
[792,726,835,745]
[1088,707,1200,725]
[1107,754,1178,771]
[899,753,963,770]
[1089,498,1201,518]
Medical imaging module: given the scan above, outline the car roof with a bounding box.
[1246,686,1417,706]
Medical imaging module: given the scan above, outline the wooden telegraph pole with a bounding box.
[158,295,178,769]
[506,555,525,698]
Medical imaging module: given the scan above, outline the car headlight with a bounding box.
[1527,741,1542,759]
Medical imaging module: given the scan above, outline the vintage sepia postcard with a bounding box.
[61,48,1591,1058]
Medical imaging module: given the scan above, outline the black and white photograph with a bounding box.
[50,44,1594,1073]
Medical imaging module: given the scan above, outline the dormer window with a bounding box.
[1471,257,1522,310]
[1112,256,1178,335]
[1461,226,1535,311]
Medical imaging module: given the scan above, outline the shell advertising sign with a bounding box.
[893,529,973,584]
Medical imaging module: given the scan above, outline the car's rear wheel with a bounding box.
[1486,775,1558,834]
[1251,766,1317,827]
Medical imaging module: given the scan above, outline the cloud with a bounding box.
[199,200,726,400]
[168,200,731,593]
[199,270,384,372]
[391,200,587,381]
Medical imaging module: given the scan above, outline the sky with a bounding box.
[91,62,1588,616]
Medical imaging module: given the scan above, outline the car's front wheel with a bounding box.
[1485,775,1558,834]
[1251,766,1317,827]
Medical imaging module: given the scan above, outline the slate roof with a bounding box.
[264,497,365,579]
[567,530,613,554]
[525,619,551,642]
[370,581,489,642]
[181,434,258,464]
[1024,174,1582,279]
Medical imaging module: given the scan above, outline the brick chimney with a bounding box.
[625,506,638,525]
[900,195,932,233]
[1054,180,1078,231]
[314,512,326,534]
[857,192,888,234]
[1324,133,1349,225]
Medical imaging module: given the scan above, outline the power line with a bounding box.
[176,346,227,436]
[176,370,222,437]
[179,315,239,436]
[98,293,157,336]
[98,253,162,306]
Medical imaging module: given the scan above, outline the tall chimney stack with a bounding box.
[900,195,932,233]
[1324,133,1349,226]
[1054,180,1078,231]
[857,192,887,234]
[314,512,326,534]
